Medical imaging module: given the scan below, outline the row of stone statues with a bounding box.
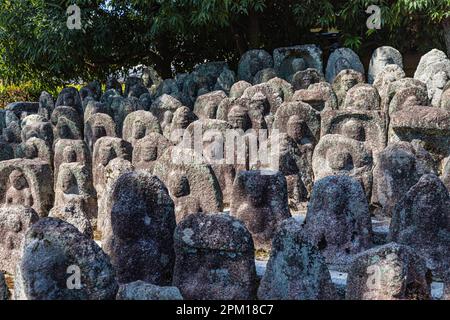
[0,44,449,300]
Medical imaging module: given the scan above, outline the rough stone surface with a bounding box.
[368,46,403,84]
[238,49,274,83]
[303,175,373,269]
[257,218,337,300]
[122,110,161,146]
[14,218,118,300]
[332,69,366,106]
[312,134,373,198]
[173,212,257,300]
[326,48,365,83]
[193,90,227,120]
[371,142,433,217]
[84,113,117,153]
[343,84,381,111]
[153,146,223,223]
[0,159,54,217]
[132,132,173,172]
[292,82,338,112]
[346,243,431,300]
[116,281,183,300]
[291,68,324,91]
[230,170,291,251]
[414,49,450,107]
[388,174,450,276]
[102,171,176,285]
[0,205,39,274]
[273,45,323,81]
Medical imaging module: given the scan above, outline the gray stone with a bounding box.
[229,81,252,99]
[238,49,274,83]
[332,69,366,106]
[0,159,54,217]
[49,202,93,238]
[193,90,227,120]
[266,77,294,102]
[0,206,39,274]
[122,110,161,147]
[92,137,132,198]
[257,218,337,300]
[253,68,277,84]
[84,113,117,153]
[414,49,450,106]
[326,48,365,83]
[132,132,173,173]
[373,64,406,103]
[273,45,323,81]
[150,94,183,123]
[346,243,431,300]
[55,87,83,115]
[292,82,338,112]
[53,162,97,223]
[38,91,55,120]
[303,175,373,269]
[371,142,433,217]
[53,139,90,188]
[388,174,450,276]
[343,84,381,111]
[116,281,183,300]
[368,46,403,84]
[320,109,387,157]
[14,218,118,300]
[102,171,176,285]
[312,134,373,198]
[153,146,223,223]
[230,170,290,251]
[173,212,257,300]
[291,68,324,91]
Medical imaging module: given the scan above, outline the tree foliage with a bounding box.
[0,0,448,87]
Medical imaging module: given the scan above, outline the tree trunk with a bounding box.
[443,17,450,57]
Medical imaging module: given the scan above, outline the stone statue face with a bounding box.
[132,120,146,140]
[335,58,351,74]
[249,94,269,114]
[63,146,77,163]
[327,149,353,171]
[9,170,28,190]
[24,143,38,159]
[205,102,218,119]
[141,142,158,162]
[168,171,190,198]
[341,119,365,141]
[93,125,107,139]
[389,150,415,177]
[163,111,173,124]
[228,106,249,130]
[432,71,448,89]
[63,93,75,106]
[99,145,117,166]
[287,116,307,141]
[246,182,265,207]
[57,122,71,138]
[61,170,78,194]
[3,128,15,143]
[342,74,358,92]
[292,58,306,73]
[173,108,191,128]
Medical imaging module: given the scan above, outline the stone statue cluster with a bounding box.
[0,44,449,300]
